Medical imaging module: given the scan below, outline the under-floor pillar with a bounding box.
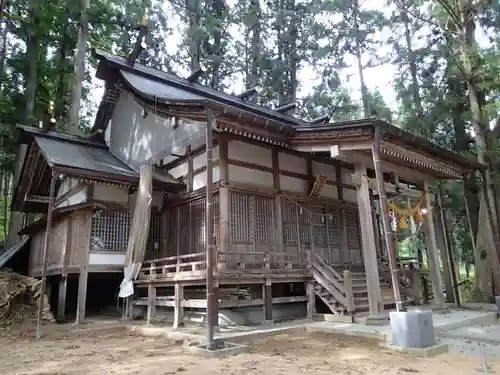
[146,283,156,324]
[306,281,315,319]
[57,276,67,322]
[173,283,184,328]
[212,286,219,327]
[75,267,88,325]
[263,279,272,322]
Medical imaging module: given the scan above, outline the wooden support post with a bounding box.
[306,282,315,319]
[146,284,156,324]
[57,276,67,322]
[75,212,91,326]
[355,164,383,315]
[372,131,405,312]
[212,285,219,327]
[343,269,355,316]
[423,181,446,309]
[205,108,216,349]
[58,216,72,323]
[173,282,184,328]
[36,170,56,339]
[411,270,421,305]
[219,139,230,270]
[263,279,273,322]
[434,205,454,303]
[272,149,284,254]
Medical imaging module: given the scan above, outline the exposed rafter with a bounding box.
[187,68,204,82]
[275,102,296,113]
[235,87,259,100]
[309,114,331,124]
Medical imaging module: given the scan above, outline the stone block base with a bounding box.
[390,310,435,348]
[187,340,249,358]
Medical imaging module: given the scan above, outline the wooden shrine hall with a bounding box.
[9,49,485,328]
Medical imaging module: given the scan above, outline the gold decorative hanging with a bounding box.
[415,211,425,223]
[398,215,409,230]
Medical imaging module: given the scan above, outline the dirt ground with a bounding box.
[0,326,497,375]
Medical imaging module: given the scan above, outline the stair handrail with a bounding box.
[307,251,354,314]
[376,255,416,299]
[308,251,343,281]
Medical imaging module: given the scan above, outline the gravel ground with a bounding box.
[0,326,499,375]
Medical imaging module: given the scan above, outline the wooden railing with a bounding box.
[308,251,354,314]
[217,251,305,271]
[138,251,308,280]
[139,253,206,279]
[377,256,420,303]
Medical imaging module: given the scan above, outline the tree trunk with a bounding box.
[24,0,41,125]
[55,25,70,127]
[353,0,369,117]
[457,0,500,296]
[288,0,297,103]
[187,0,202,73]
[209,0,223,89]
[68,0,90,133]
[247,0,261,91]
[401,4,425,131]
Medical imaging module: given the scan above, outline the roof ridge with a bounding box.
[17,125,108,149]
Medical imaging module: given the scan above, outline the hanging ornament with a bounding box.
[391,213,398,232]
[415,207,427,223]
[398,215,409,230]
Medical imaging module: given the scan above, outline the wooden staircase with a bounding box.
[307,252,354,316]
[308,252,421,315]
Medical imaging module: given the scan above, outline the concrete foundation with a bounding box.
[365,312,390,326]
[381,342,449,357]
[187,340,249,358]
[390,311,436,348]
[134,302,306,326]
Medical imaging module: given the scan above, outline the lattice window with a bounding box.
[91,211,131,252]
[325,207,342,250]
[345,208,363,264]
[230,192,252,243]
[310,205,327,247]
[177,202,190,254]
[166,207,178,257]
[282,200,298,246]
[191,197,206,254]
[254,196,274,245]
[147,213,162,254]
[213,194,220,250]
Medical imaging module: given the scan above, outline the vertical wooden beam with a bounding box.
[343,269,355,317]
[205,107,216,349]
[57,276,67,322]
[306,157,313,195]
[219,137,230,267]
[369,189,382,257]
[187,152,194,192]
[372,130,404,312]
[336,166,349,265]
[36,170,56,339]
[75,210,91,326]
[272,149,284,253]
[57,216,72,322]
[423,181,446,309]
[263,278,273,322]
[146,283,156,324]
[173,282,184,328]
[355,164,383,315]
[212,283,219,327]
[306,281,315,319]
[161,212,169,257]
